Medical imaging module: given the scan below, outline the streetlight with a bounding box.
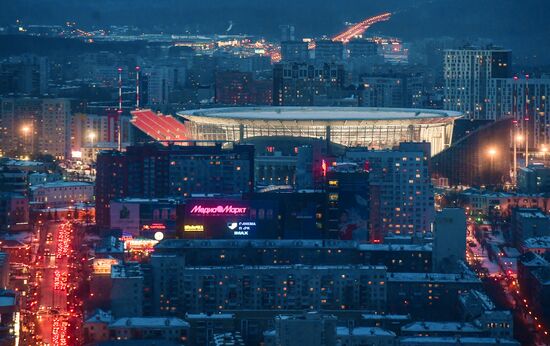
[20,125,32,157]
[88,132,97,163]
[513,134,524,185]
[488,147,497,182]
[87,132,96,147]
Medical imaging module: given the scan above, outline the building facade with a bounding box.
[444,47,511,119]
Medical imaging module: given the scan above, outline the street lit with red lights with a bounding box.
[28,220,86,345]
[466,220,550,346]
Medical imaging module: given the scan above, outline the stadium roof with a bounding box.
[178,107,462,122]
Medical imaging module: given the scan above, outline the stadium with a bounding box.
[175,107,462,156]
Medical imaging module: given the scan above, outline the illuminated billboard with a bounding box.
[227,221,256,236]
[184,224,205,232]
[110,202,140,235]
[182,198,277,239]
[92,258,119,274]
[124,237,158,252]
[189,204,248,216]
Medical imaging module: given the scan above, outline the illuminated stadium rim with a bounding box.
[177,107,462,123]
[176,107,462,156]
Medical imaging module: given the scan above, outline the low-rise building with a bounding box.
[268,312,338,346]
[153,239,431,272]
[521,236,550,256]
[108,317,189,342]
[517,164,550,194]
[110,262,144,319]
[185,313,235,346]
[386,271,482,320]
[0,290,19,344]
[401,321,484,337]
[151,262,387,315]
[336,326,397,346]
[0,193,28,232]
[30,181,94,207]
[360,314,411,334]
[83,309,113,344]
[399,336,520,346]
[459,189,550,217]
[511,208,550,246]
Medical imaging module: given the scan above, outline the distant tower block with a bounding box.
[117,67,123,151]
[135,66,141,110]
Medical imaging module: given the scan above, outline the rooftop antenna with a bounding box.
[117,67,123,151]
[135,66,141,110]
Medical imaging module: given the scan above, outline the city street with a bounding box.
[34,221,78,346]
[466,222,550,346]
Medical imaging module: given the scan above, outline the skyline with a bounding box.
[1,0,549,65]
[1,1,550,345]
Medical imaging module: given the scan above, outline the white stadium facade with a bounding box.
[177,107,462,156]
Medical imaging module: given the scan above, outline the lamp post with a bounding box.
[20,125,32,158]
[88,132,97,163]
[488,147,497,184]
[514,134,523,185]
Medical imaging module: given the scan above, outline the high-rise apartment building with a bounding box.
[432,208,467,272]
[95,143,254,229]
[150,260,387,314]
[38,98,72,159]
[314,40,344,63]
[0,97,42,157]
[281,41,309,62]
[359,74,424,108]
[0,55,49,95]
[273,62,345,106]
[0,97,72,159]
[443,47,511,119]
[95,151,128,228]
[488,77,550,148]
[346,143,434,242]
[215,71,272,106]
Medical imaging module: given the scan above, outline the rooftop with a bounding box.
[85,309,113,324]
[176,264,386,271]
[399,337,519,345]
[110,317,189,329]
[459,290,496,311]
[155,239,430,251]
[30,180,93,190]
[523,236,550,249]
[362,313,410,321]
[337,326,396,337]
[401,321,481,333]
[387,272,480,284]
[185,313,235,320]
[111,263,143,279]
[155,239,359,250]
[518,252,549,267]
[179,107,462,122]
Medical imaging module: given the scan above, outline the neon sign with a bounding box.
[228,221,256,236]
[142,223,166,231]
[184,224,204,232]
[92,258,119,274]
[124,238,158,252]
[189,205,247,216]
